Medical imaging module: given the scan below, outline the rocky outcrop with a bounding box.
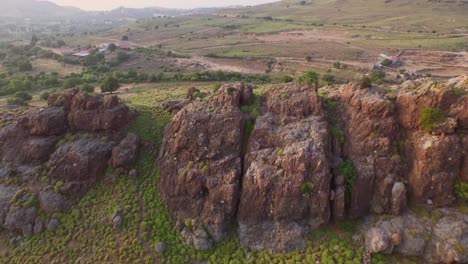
[159,83,251,247]
[66,93,134,133]
[48,139,114,195]
[334,83,403,218]
[365,209,468,263]
[158,76,467,254]
[238,84,331,253]
[110,133,140,170]
[28,108,67,136]
[0,89,137,234]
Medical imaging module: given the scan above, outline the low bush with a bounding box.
[421,108,446,132]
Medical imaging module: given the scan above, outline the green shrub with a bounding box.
[280,75,294,83]
[371,70,386,84]
[300,182,314,194]
[80,84,95,93]
[7,98,28,106]
[421,108,446,132]
[40,92,50,100]
[339,160,357,190]
[359,76,372,89]
[381,59,392,67]
[298,71,320,87]
[322,74,335,85]
[14,91,33,101]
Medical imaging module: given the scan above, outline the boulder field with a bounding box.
[0,89,139,235]
[159,76,468,262]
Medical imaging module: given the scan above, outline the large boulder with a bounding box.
[28,108,68,136]
[38,189,72,213]
[407,132,462,206]
[48,139,114,195]
[238,84,331,253]
[0,184,20,224]
[159,84,250,245]
[4,206,38,235]
[364,209,468,264]
[67,94,133,132]
[110,133,140,170]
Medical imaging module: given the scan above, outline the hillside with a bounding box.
[0,0,83,18]
[223,0,468,33]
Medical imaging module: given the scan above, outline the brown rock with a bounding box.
[28,108,68,136]
[391,182,407,215]
[238,84,331,253]
[110,133,139,169]
[48,139,113,195]
[407,132,462,207]
[335,84,401,218]
[47,88,78,110]
[159,95,246,243]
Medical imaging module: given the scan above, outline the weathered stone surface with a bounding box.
[110,133,139,169]
[407,132,462,207]
[334,83,402,218]
[39,189,72,213]
[48,139,114,195]
[28,108,68,136]
[181,228,214,250]
[33,217,44,234]
[364,209,467,263]
[391,182,407,215]
[47,88,79,110]
[238,84,331,253]
[425,211,468,263]
[0,184,20,224]
[160,84,249,244]
[47,218,59,232]
[67,95,133,132]
[4,206,38,233]
[21,137,60,163]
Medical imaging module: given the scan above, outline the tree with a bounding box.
[359,76,372,89]
[14,91,33,101]
[322,74,335,85]
[371,70,386,84]
[298,71,320,88]
[31,34,38,46]
[117,51,130,62]
[305,55,312,62]
[101,76,120,94]
[18,60,32,72]
[108,43,117,52]
[121,35,129,41]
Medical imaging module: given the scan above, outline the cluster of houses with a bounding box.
[58,41,135,58]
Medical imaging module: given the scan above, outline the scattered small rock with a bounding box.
[47,219,59,232]
[155,242,166,253]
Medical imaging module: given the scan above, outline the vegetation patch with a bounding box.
[421,108,446,132]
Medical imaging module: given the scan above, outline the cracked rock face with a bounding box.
[238,84,332,253]
[159,77,467,253]
[159,83,251,244]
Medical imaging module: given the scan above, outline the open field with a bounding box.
[55,0,466,79]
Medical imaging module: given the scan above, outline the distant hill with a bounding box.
[222,0,468,33]
[0,0,83,19]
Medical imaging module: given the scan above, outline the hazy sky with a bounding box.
[47,0,279,11]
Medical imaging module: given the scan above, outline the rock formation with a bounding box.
[159,76,467,257]
[238,84,331,253]
[0,89,138,234]
[159,83,251,247]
